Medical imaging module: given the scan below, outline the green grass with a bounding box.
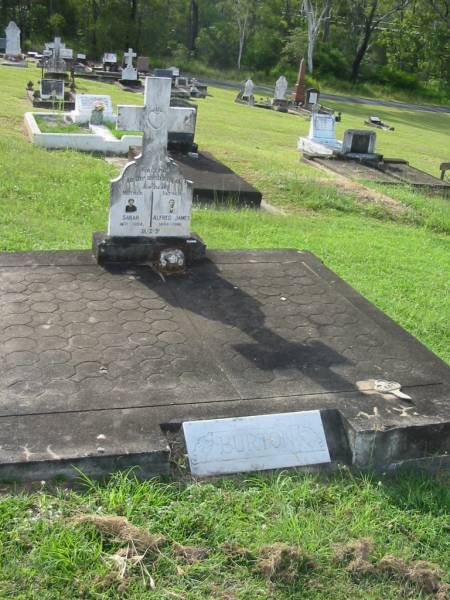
[0,469,449,599]
[104,120,142,139]
[34,115,92,134]
[0,64,450,599]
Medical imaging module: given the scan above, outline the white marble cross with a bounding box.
[108,77,193,238]
[124,47,136,68]
[117,77,196,140]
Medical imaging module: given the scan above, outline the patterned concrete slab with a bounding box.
[0,249,449,480]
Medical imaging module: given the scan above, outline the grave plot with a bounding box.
[2,77,450,481]
[25,77,262,207]
[299,120,450,195]
[26,36,76,109]
[1,21,27,67]
[0,250,449,481]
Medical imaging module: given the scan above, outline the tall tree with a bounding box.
[229,0,253,69]
[188,0,199,52]
[349,0,411,82]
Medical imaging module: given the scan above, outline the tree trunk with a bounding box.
[188,0,199,52]
[350,0,378,83]
[322,0,332,42]
[91,0,98,55]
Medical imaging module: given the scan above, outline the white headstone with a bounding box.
[117,78,196,140]
[183,410,330,476]
[5,21,21,56]
[121,47,137,81]
[71,94,114,123]
[309,113,337,143]
[108,77,193,238]
[243,79,254,98]
[103,53,117,64]
[274,75,288,100]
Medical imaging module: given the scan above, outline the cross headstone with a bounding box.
[117,77,197,149]
[5,21,21,56]
[121,47,137,81]
[45,37,67,74]
[109,77,193,237]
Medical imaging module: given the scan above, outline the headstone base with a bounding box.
[272,99,289,112]
[92,232,206,265]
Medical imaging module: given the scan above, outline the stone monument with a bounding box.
[121,48,138,81]
[117,77,197,152]
[242,79,254,104]
[5,21,21,56]
[273,75,288,112]
[342,129,379,161]
[293,58,306,105]
[44,37,68,78]
[93,77,205,267]
[298,111,342,156]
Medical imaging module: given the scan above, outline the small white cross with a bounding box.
[124,47,137,68]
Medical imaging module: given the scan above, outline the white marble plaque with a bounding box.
[72,94,114,123]
[103,53,117,64]
[183,410,330,476]
[108,77,193,238]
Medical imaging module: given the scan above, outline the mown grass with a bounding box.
[0,469,449,599]
[0,63,450,600]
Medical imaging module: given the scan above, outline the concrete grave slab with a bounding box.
[0,250,448,480]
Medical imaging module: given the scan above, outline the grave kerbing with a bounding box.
[93,77,205,268]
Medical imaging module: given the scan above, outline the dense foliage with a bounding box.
[1,0,449,94]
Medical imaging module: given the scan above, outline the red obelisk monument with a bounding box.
[293,58,306,105]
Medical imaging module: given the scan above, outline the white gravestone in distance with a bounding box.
[243,79,254,98]
[121,47,137,81]
[117,77,196,147]
[298,111,342,156]
[183,410,331,476]
[108,77,193,238]
[5,21,21,56]
[274,75,288,100]
[103,53,118,64]
[71,94,114,123]
[45,38,73,59]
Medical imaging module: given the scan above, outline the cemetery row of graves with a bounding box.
[0,20,449,600]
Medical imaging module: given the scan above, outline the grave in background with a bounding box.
[299,120,450,195]
[1,21,27,67]
[27,37,76,109]
[119,47,141,89]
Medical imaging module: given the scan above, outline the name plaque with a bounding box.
[183,410,330,476]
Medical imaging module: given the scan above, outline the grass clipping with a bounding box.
[333,538,449,599]
[256,543,315,583]
[71,515,165,553]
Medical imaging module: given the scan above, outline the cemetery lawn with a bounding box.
[0,67,449,599]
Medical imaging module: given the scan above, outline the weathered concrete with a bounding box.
[0,249,448,480]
